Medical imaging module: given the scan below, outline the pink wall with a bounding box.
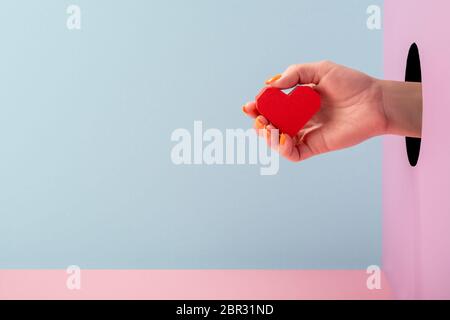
[383,0,450,299]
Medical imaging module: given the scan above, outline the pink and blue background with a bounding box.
[0,0,449,299]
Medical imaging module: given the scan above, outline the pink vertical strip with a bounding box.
[384,0,450,299]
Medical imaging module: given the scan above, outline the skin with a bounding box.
[243,61,423,162]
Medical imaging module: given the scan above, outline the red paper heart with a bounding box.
[255,86,321,137]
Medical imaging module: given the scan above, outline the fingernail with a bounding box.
[280,133,286,146]
[265,74,282,85]
[255,117,266,129]
[242,105,247,114]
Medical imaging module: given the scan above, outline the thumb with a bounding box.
[265,60,336,89]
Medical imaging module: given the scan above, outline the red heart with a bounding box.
[255,86,321,137]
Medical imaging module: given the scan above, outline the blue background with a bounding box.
[0,0,383,269]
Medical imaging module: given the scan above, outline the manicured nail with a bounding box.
[242,105,247,114]
[255,117,266,129]
[265,74,282,85]
[280,133,287,146]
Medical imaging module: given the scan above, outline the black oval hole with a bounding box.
[404,43,422,167]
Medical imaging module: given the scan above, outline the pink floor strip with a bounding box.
[0,270,392,300]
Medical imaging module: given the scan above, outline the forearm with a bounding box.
[380,80,423,138]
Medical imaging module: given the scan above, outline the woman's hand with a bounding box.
[242,61,422,162]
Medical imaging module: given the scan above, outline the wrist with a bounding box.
[380,79,422,138]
